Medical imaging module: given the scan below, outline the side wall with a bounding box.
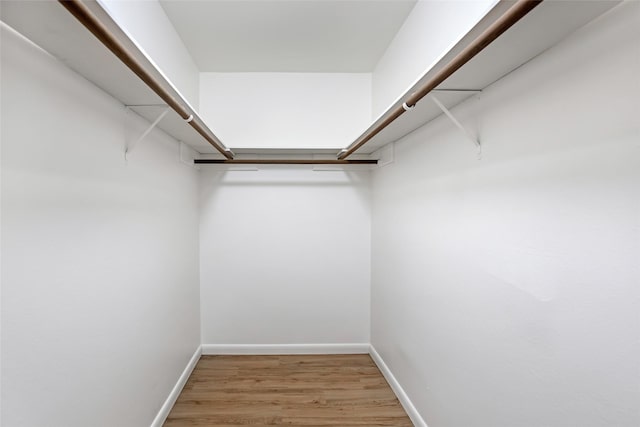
[370,3,640,427]
[199,73,371,149]
[1,26,201,427]
[199,168,371,347]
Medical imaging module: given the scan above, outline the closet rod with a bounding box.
[58,0,234,160]
[195,159,377,165]
[338,0,543,160]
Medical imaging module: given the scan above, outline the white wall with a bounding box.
[100,0,201,110]
[372,0,494,118]
[199,73,371,149]
[199,168,371,345]
[1,25,200,427]
[371,3,639,427]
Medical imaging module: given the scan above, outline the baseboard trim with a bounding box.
[150,345,201,427]
[201,343,369,355]
[369,345,428,427]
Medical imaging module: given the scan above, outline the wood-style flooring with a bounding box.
[164,354,413,426]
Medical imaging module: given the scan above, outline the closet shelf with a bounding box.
[1,0,619,160]
[0,0,231,157]
[346,0,620,156]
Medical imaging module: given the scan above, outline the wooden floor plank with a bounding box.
[164,354,413,426]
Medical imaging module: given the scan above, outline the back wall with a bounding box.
[199,168,371,347]
[199,72,371,150]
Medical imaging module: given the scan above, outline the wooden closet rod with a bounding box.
[338,0,543,160]
[195,159,377,165]
[58,0,234,159]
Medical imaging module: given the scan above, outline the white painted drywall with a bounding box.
[371,0,494,118]
[1,25,200,427]
[199,168,371,345]
[199,73,371,149]
[99,0,201,110]
[157,0,416,72]
[371,3,640,426]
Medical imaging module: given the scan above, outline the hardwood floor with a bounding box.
[164,354,413,426]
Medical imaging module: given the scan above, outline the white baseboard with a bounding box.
[369,345,428,427]
[150,345,202,427]
[201,343,369,355]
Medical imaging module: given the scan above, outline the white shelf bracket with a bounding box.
[430,94,481,156]
[125,106,170,160]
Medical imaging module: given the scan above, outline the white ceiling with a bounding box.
[158,0,416,72]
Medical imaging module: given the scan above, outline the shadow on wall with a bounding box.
[199,167,372,211]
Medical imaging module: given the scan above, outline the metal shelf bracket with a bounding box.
[125,106,170,160]
[430,94,481,157]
